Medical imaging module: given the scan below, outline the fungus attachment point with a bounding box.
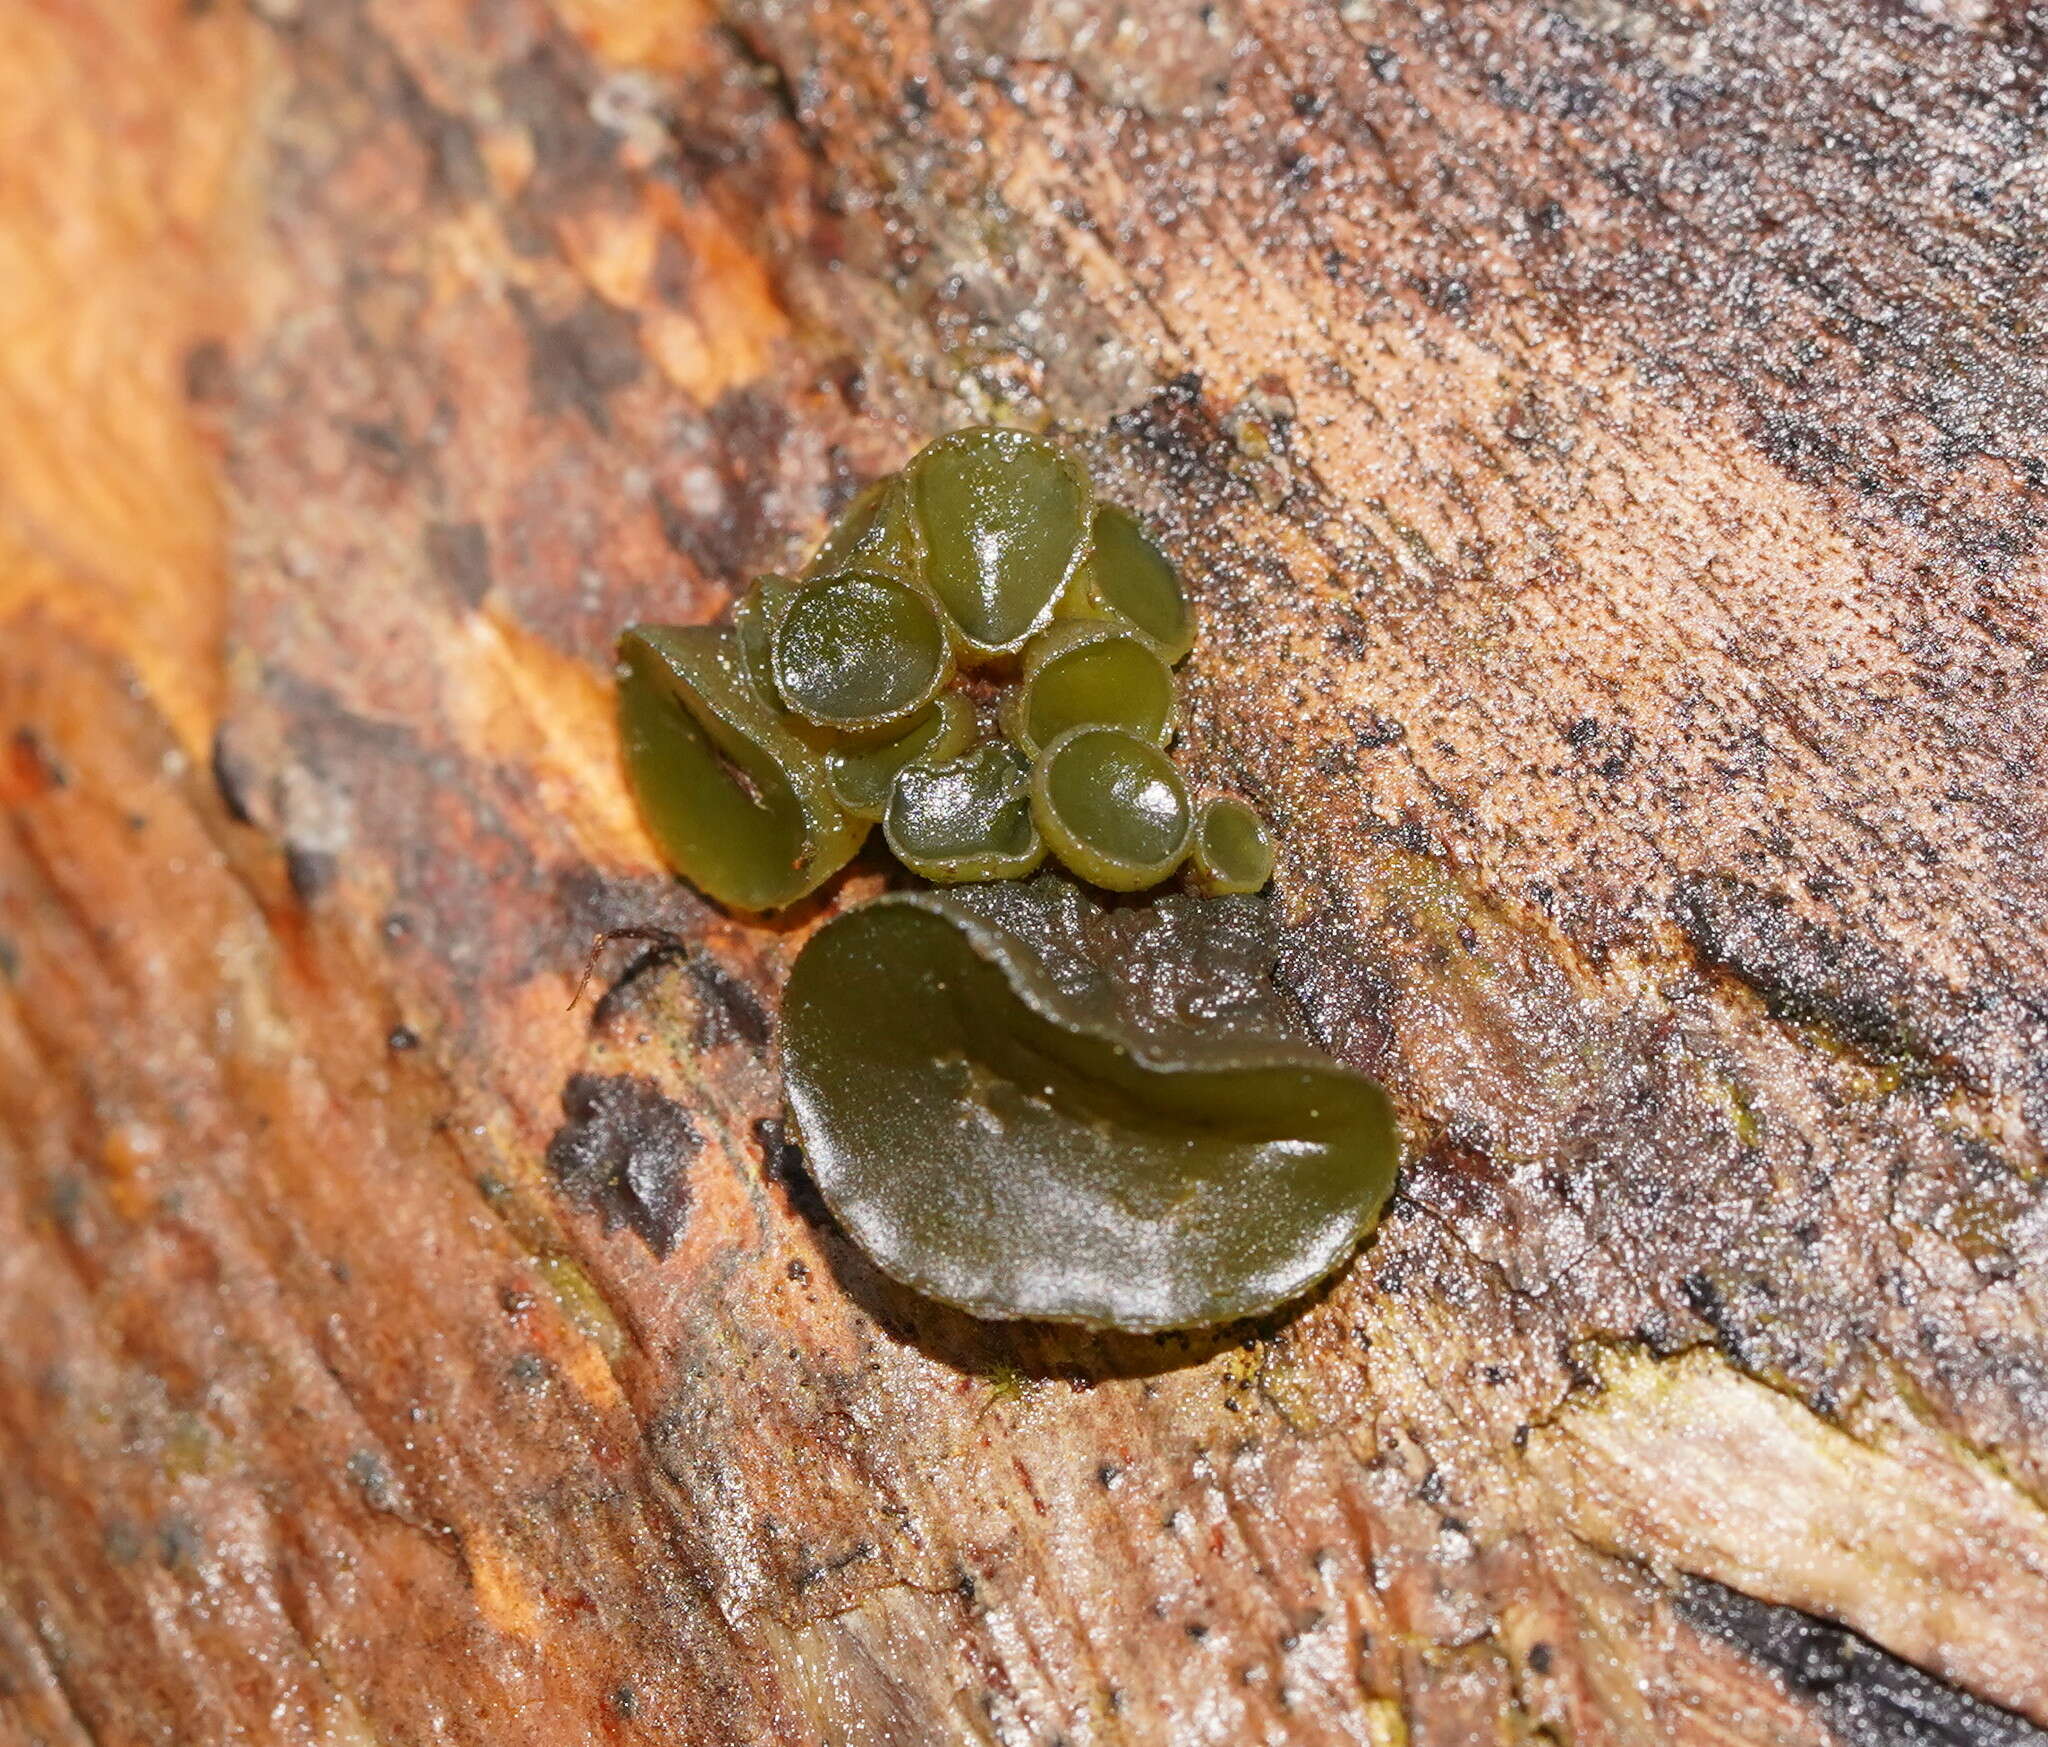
[825,692,974,822]
[884,742,1045,883]
[1060,503,1195,662]
[904,427,1091,660]
[1004,621,1176,757]
[1188,797,1275,896]
[781,888,1401,1330]
[771,571,953,734]
[1030,726,1192,892]
[616,626,863,912]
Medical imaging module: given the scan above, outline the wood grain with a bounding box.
[3,1,2046,1742]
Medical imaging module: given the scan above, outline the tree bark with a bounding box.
[4,1,2047,1743]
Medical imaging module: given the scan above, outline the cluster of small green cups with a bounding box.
[618,427,1274,912]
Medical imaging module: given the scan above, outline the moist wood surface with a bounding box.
[3,2,2046,1743]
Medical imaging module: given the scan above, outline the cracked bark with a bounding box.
[3,0,2046,1744]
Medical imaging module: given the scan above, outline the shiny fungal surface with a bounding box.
[1188,797,1277,896]
[1030,726,1193,892]
[903,426,1091,659]
[884,741,1045,883]
[619,427,1269,908]
[825,692,974,822]
[1062,502,1196,662]
[770,571,953,733]
[615,626,865,912]
[1004,620,1176,756]
[803,474,921,584]
[731,573,808,712]
[781,888,1401,1330]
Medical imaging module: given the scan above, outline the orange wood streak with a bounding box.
[0,0,256,756]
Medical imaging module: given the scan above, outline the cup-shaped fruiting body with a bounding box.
[618,428,1272,910]
[616,626,866,912]
[1058,502,1196,663]
[804,475,922,584]
[825,692,974,822]
[732,575,793,702]
[885,741,1046,883]
[1002,620,1176,757]
[781,888,1401,1330]
[903,427,1092,661]
[1187,796,1276,896]
[1030,725,1193,892]
[771,571,954,735]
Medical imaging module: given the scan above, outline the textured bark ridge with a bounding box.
[3,1,2046,1743]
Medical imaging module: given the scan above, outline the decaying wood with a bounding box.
[3,0,2046,1742]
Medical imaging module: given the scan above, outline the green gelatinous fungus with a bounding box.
[622,429,1267,908]
[903,427,1091,660]
[884,741,1045,883]
[804,474,923,583]
[1030,725,1192,892]
[1060,502,1195,663]
[771,571,954,734]
[1187,796,1275,896]
[617,625,867,911]
[731,573,806,710]
[1003,620,1177,757]
[825,691,974,822]
[782,886,1401,1330]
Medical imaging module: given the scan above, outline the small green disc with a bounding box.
[1005,621,1176,757]
[885,741,1046,883]
[1030,725,1192,892]
[1187,796,1275,895]
[771,571,954,734]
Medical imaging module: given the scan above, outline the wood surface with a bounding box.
[3,1,2047,1742]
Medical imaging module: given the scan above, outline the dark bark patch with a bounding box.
[493,34,618,214]
[423,521,492,610]
[1110,372,1235,503]
[686,954,772,1051]
[210,725,259,825]
[513,292,643,434]
[1678,1576,2048,1747]
[285,843,338,903]
[755,1116,830,1229]
[546,1072,699,1256]
[182,339,233,405]
[8,726,66,795]
[1671,875,1940,1073]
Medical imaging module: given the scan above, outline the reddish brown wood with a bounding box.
[4,1,2047,1742]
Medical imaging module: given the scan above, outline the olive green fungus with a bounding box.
[802,474,921,584]
[616,433,1400,1334]
[781,882,1401,1330]
[731,573,808,717]
[1061,501,1197,662]
[1030,725,1193,893]
[1003,620,1176,757]
[903,426,1091,659]
[885,741,1045,883]
[618,425,1272,908]
[771,570,953,733]
[824,692,974,822]
[616,626,866,913]
[1188,796,1277,897]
